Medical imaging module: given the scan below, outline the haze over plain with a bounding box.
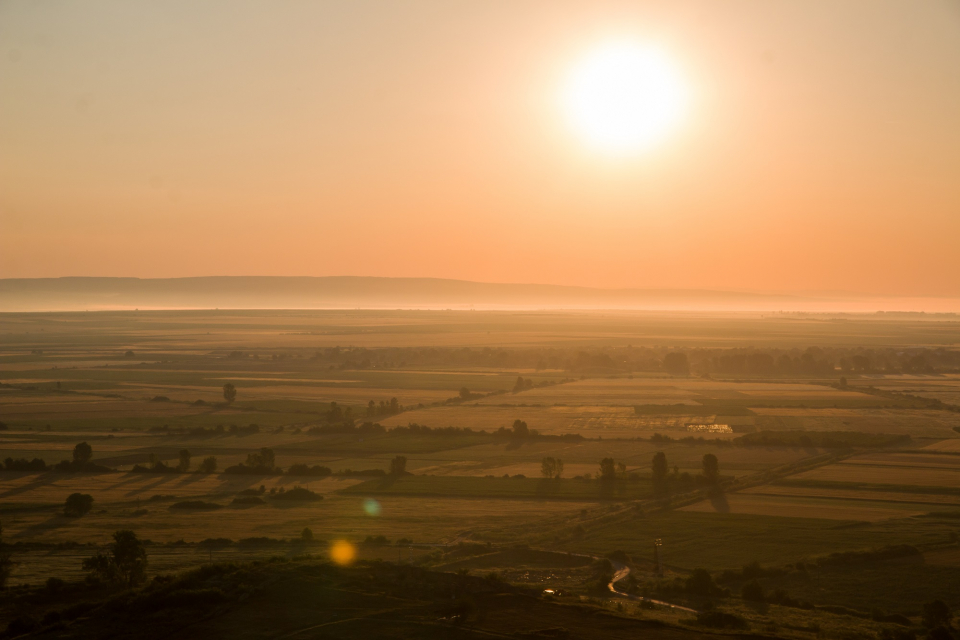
[1,0,959,304]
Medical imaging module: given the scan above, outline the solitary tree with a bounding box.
[301,527,314,542]
[223,383,237,404]
[389,455,407,476]
[64,493,94,517]
[511,419,529,438]
[328,402,342,421]
[459,387,471,399]
[598,458,617,482]
[541,457,556,479]
[541,457,565,479]
[702,453,720,485]
[198,456,217,473]
[176,449,191,473]
[83,530,147,587]
[73,442,93,466]
[652,451,669,494]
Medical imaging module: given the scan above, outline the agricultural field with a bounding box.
[2,310,960,637]
[791,452,960,487]
[850,374,960,406]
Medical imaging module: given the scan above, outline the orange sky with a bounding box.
[1,0,958,296]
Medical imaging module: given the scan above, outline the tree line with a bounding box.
[218,344,960,375]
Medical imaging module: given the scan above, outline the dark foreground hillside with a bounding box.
[2,558,775,640]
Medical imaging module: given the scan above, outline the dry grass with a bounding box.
[1,486,590,547]
[793,453,960,487]
[743,483,960,507]
[851,374,960,405]
[751,407,960,437]
[923,439,960,452]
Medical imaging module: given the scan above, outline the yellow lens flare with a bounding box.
[330,540,356,566]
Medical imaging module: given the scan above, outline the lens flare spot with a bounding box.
[330,540,356,565]
[363,498,381,516]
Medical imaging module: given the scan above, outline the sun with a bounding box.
[562,41,687,155]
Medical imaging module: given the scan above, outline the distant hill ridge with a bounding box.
[0,276,955,312]
[0,276,796,311]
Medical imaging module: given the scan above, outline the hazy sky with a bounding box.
[1,0,958,295]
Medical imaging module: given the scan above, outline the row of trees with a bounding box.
[531,451,722,489]
[132,450,216,474]
[283,344,960,375]
[366,398,402,417]
[3,442,221,475]
[652,452,720,494]
[3,442,114,474]
[216,341,955,376]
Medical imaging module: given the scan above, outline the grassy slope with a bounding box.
[4,558,760,640]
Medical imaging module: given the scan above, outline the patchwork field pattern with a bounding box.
[3,309,960,624]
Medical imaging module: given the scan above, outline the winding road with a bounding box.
[606,561,699,614]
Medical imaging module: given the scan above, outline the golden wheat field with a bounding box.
[792,453,960,487]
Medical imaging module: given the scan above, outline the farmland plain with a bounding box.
[2,309,960,637]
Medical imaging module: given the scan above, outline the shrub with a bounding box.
[271,486,322,502]
[198,538,233,549]
[45,577,66,591]
[136,587,226,610]
[741,580,765,602]
[923,600,953,629]
[389,455,408,476]
[170,501,222,510]
[4,617,39,637]
[64,492,94,517]
[686,568,721,596]
[73,442,93,465]
[83,530,147,587]
[4,457,47,472]
[818,545,921,567]
[198,456,218,473]
[286,464,331,477]
[696,610,748,629]
[928,628,954,640]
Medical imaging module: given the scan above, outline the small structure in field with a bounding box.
[685,423,732,434]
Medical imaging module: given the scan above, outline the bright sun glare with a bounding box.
[562,41,687,155]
